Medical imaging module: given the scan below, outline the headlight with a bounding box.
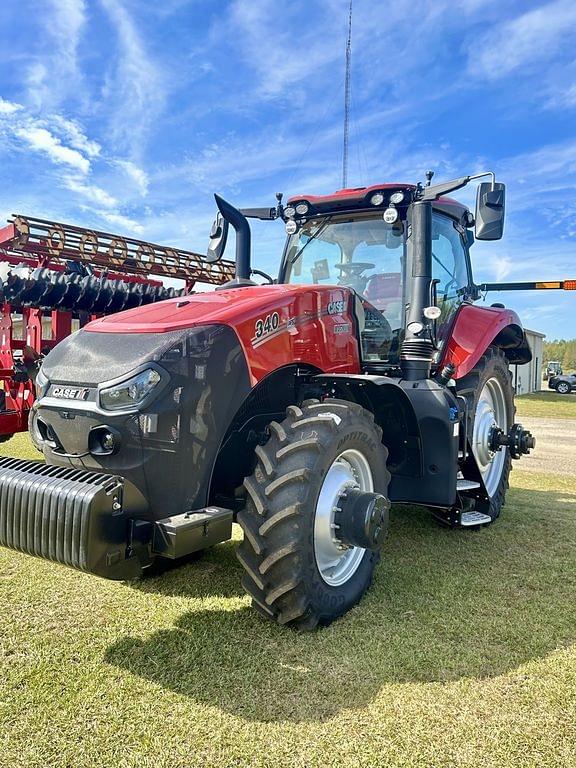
[35,365,49,398]
[295,202,309,215]
[370,192,384,206]
[100,368,162,411]
[390,191,404,204]
[284,206,295,218]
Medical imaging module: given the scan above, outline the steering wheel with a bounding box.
[334,262,375,276]
[334,262,376,293]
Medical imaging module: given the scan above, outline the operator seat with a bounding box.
[364,272,402,317]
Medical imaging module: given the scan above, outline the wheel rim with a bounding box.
[314,448,373,586]
[558,383,569,393]
[472,377,508,496]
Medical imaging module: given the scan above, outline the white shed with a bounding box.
[513,328,545,395]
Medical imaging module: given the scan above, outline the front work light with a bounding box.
[383,208,399,224]
[370,192,384,206]
[295,202,309,215]
[100,368,162,411]
[390,191,404,204]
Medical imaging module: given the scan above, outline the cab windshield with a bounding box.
[283,213,405,334]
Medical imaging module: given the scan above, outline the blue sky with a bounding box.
[0,0,575,338]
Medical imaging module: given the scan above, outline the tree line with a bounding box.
[544,339,576,371]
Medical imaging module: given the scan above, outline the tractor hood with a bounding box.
[84,284,305,334]
[80,283,363,384]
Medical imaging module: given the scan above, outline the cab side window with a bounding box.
[431,213,470,348]
[432,213,469,301]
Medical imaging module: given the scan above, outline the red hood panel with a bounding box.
[85,285,292,333]
[84,284,362,383]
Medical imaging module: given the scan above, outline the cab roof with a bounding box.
[287,183,469,222]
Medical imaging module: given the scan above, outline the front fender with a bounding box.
[314,374,460,507]
[440,304,532,378]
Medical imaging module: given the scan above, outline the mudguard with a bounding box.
[314,374,461,507]
[439,304,532,378]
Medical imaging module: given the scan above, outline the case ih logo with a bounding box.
[327,300,346,315]
[51,386,90,401]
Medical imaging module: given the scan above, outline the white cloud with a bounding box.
[492,254,513,281]
[0,98,22,116]
[27,0,87,108]
[0,101,101,180]
[51,115,101,158]
[0,99,150,233]
[14,126,90,174]
[63,176,118,207]
[499,140,576,214]
[98,0,165,151]
[95,210,144,234]
[223,0,347,98]
[115,159,149,196]
[471,0,576,80]
[545,83,576,111]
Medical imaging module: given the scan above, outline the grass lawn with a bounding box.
[516,390,576,420]
[1,433,576,767]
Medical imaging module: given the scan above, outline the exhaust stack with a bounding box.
[214,194,253,284]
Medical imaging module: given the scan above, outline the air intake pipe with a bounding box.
[400,200,435,381]
[214,194,252,283]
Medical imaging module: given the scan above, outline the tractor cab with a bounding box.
[268,183,473,371]
[281,203,405,366]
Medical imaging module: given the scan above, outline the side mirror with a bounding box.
[475,182,505,240]
[206,212,229,263]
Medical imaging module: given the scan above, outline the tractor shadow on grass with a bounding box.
[129,538,245,600]
[105,484,576,723]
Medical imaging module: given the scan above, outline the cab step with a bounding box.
[457,479,481,491]
[460,511,492,526]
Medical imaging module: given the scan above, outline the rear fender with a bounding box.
[314,374,460,507]
[440,304,532,378]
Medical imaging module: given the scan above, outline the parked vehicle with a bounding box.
[1,169,566,630]
[549,373,576,394]
[544,360,563,380]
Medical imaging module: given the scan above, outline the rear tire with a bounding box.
[457,346,515,523]
[237,398,390,630]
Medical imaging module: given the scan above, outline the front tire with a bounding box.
[557,382,570,394]
[457,346,515,523]
[237,398,390,630]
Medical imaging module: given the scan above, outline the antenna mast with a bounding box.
[342,0,353,188]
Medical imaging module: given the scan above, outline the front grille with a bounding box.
[0,458,147,579]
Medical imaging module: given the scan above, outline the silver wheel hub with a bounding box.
[472,377,508,496]
[314,449,373,587]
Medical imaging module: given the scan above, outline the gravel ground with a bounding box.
[519,416,576,477]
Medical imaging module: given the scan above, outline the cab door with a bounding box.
[431,211,472,356]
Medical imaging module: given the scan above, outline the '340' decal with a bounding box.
[254,311,280,340]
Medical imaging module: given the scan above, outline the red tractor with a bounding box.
[0,172,547,629]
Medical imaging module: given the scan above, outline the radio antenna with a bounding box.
[342,0,353,188]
